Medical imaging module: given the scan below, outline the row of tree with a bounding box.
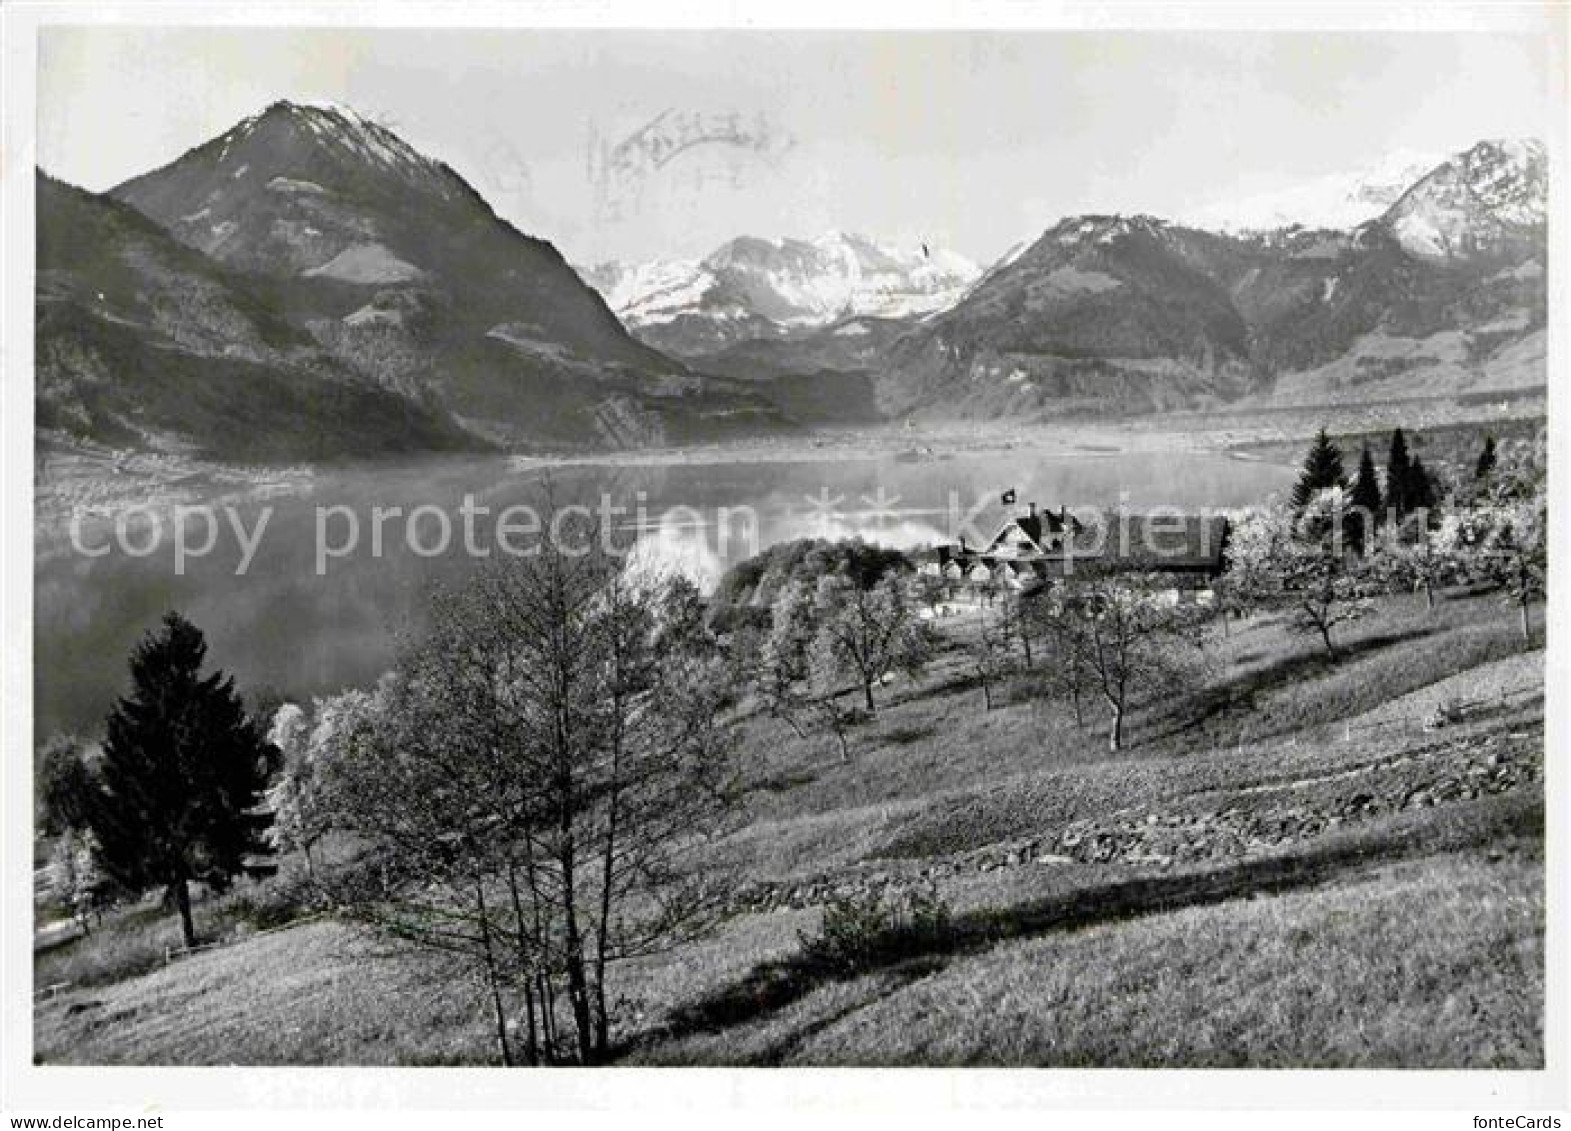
[1293,425,1440,535]
[733,570,934,760]
[905,426,1545,753]
[1255,425,1546,646]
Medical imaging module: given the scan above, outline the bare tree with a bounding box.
[323,666,527,1064]
[1032,572,1210,751]
[324,500,740,1066]
[966,598,1018,711]
[810,574,933,714]
[1029,604,1082,726]
[1226,489,1378,661]
[1440,432,1546,644]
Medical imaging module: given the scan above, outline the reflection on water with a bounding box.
[35,449,1293,737]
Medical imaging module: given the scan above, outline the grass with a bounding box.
[35,919,492,1065]
[34,864,319,991]
[640,836,1543,1067]
[32,587,1546,1067]
[707,589,1535,877]
[824,845,1541,1068]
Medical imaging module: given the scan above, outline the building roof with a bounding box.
[982,509,1073,557]
[923,510,1229,578]
[1057,512,1230,573]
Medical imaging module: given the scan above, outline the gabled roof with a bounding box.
[925,512,1229,580]
[983,510,1071,556]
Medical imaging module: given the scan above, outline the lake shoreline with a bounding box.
[37,419,1254,519]
[34,429,1305,736]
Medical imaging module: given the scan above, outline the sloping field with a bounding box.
[34,589,1545,1067]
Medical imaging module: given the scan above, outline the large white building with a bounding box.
[916,503,1230,602]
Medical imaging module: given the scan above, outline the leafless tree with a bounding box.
[966,598,1018,712]
[810,574,933,714]
[1226,489,1379,661]
[1032,571,1210,751]
[324,500,740,1065]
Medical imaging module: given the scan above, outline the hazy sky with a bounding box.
[38,27,1553,265]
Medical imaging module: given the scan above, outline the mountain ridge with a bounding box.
[38,108,1547,457]
[1180,148,1445,234]
[35,169,478,461]
[92,100,792,453]
[583,231,978,358]
[872,138,1546,420]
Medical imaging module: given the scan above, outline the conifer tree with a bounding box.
[1475,435,1498,482]
[1291,428,1346,510]
[1406,455,1438,525]
[1386,428,1414,520]
[88,613,273,948]
[1348,446,1384,554]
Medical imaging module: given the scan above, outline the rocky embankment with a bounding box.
[729,722,1542,916]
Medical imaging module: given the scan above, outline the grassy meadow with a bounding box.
[33,586,1545,1067]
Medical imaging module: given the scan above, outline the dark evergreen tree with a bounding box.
[88,613,273,948]
[1347,446,1384,554]
[1385,428,1414,520]
[1475,435,1498,482]
[1291,428,1346,510]
[1406,456,1438,526]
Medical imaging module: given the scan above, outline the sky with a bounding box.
[37,27,1554,266]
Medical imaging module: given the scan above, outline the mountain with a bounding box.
[1242,139,1547,405]
[578,258,782,359]
[1180,149,1444,234]
[877,139,1546,418]
[106,101,789,450]
[60,112,1545,450]
[1380,139,1546,263]
[35,171,475,461]
[681,315,912,426]
[876,216,1260,418]
[584,232,978,358]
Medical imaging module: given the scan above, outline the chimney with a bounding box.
[1028,502,1037,518]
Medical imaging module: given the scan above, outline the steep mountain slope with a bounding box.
[586,232,978,358]
[680,315,909,426]
[1234,140,1547,405]
[879,139,1546,419]
[35,172,474,461]
[877,216,1260,419]
[109,101,788,449]
[1380,139,1546,263]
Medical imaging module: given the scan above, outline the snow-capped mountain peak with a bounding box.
[1381,138,1546,261]
[1180,148,1445,234]
[193,100,459,206]
[587,233,980,354]
[267,100,456,196]
[582,258,739,327]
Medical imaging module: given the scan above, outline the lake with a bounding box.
[34,446,1294,737]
